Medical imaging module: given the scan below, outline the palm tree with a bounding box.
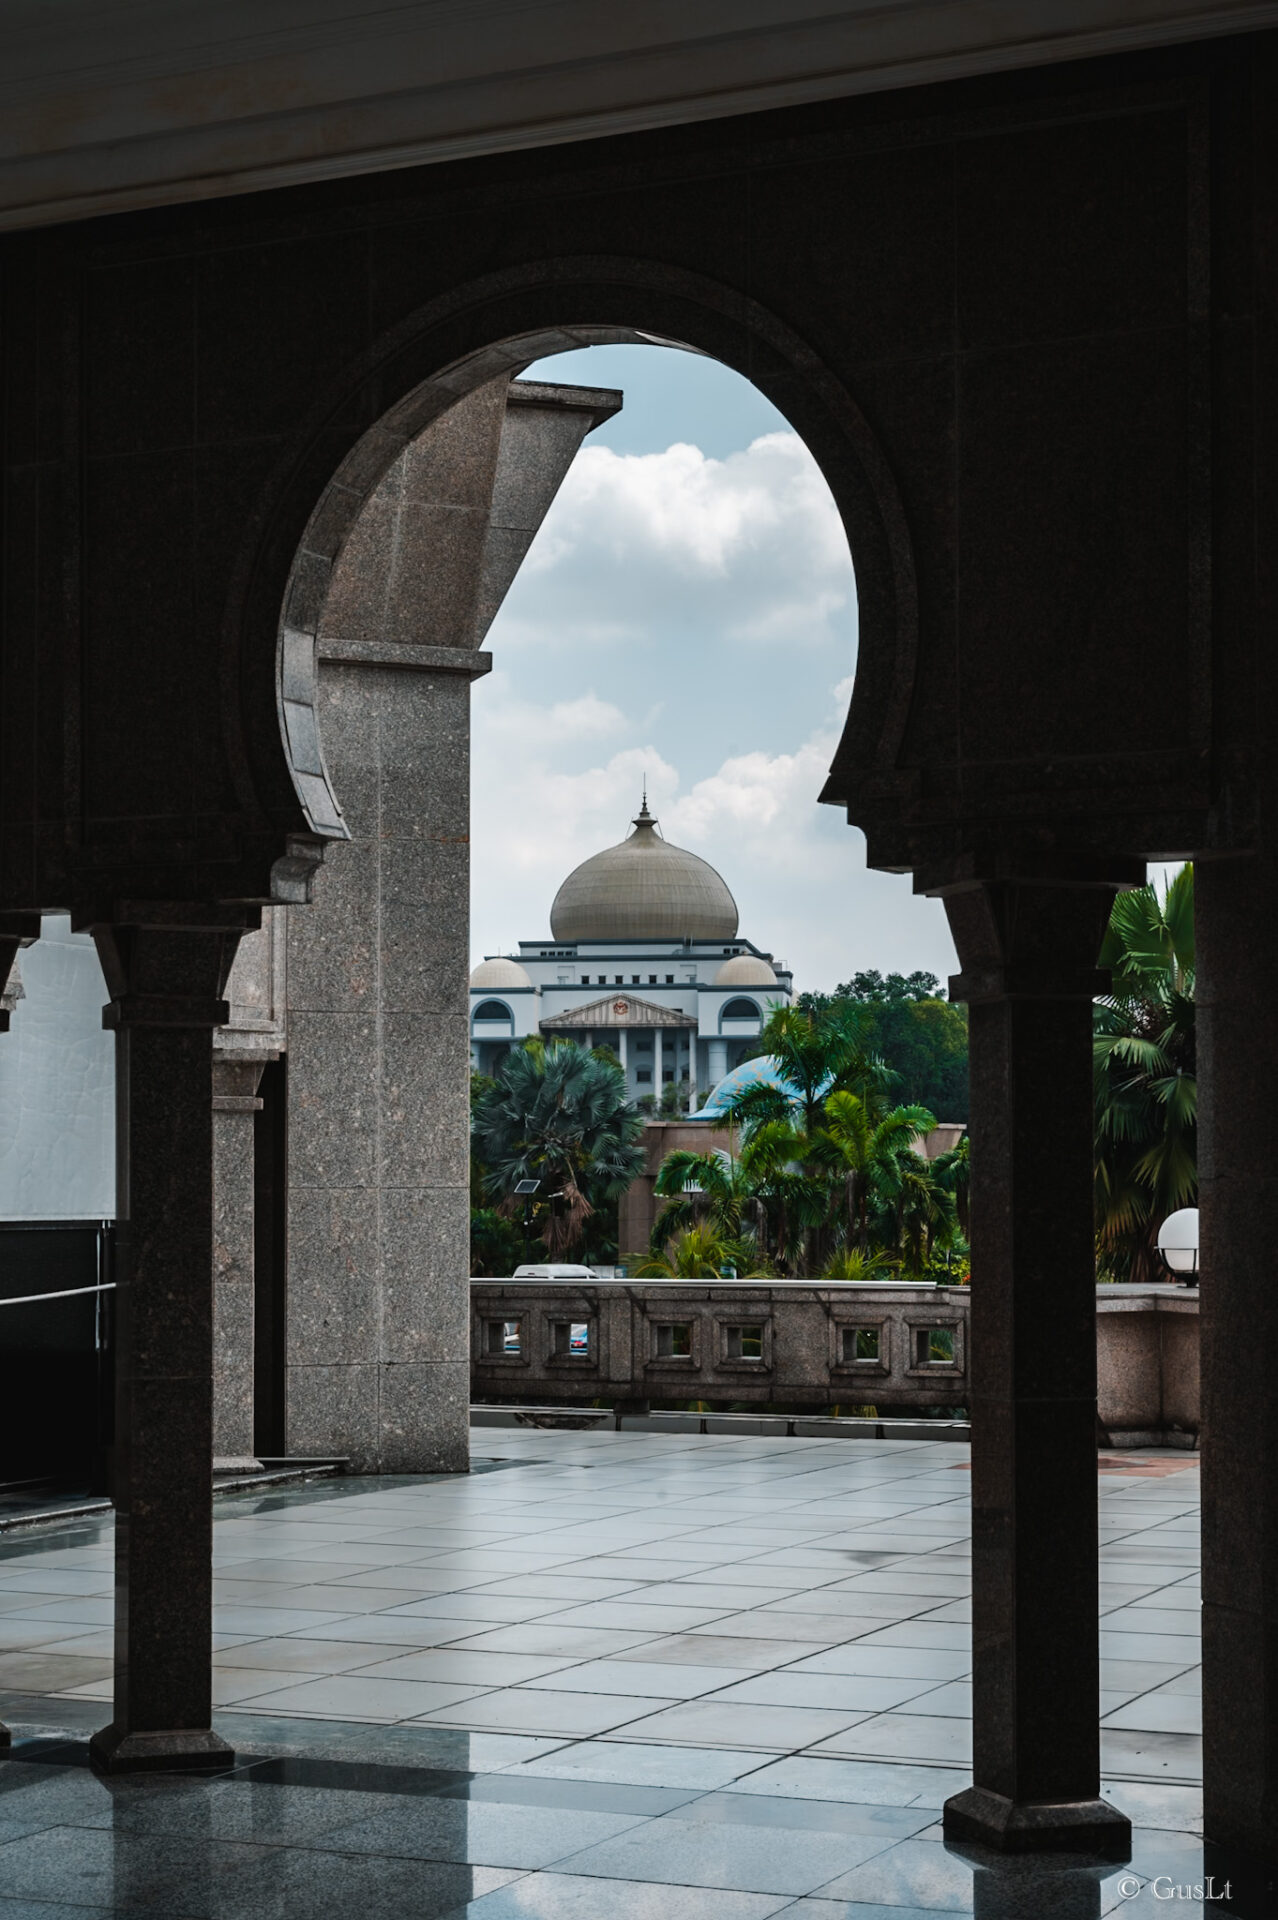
[737,1117,830,1274]
[648,1146,753,1251]
[1094,864,1196,1282]
[472,1041,645,1258]
[931,1132,970,1239]
[817,1090,938,1251]
[722,1002,894,1136]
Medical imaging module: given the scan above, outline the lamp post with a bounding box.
[1156,1206,1199,1284]
[514,1178,539,1265]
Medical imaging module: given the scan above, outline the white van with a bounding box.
[511,1263,598,1280]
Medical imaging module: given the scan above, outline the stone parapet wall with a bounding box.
[471,1279,970,1412]
[471,1278,1201,1438]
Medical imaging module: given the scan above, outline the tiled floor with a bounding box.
[0,1430,1218,1916]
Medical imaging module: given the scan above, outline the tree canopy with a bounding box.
[471,1040,645,1262]
[1094,864,1196,1282]
[644,1002,966,1281]
[797,972,969,1121]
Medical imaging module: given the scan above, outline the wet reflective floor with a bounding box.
[0,1430,1241,1917]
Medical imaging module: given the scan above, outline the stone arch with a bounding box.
[229,258,919,864]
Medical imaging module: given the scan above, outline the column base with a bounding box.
[943,1786,1131,1856]
[89,1723,235,1775]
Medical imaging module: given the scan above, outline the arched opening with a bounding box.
[247,270,935,1479]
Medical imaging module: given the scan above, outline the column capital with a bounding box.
[932,866,1142,1007]
[91,912,254,1031]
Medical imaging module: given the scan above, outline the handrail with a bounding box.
[0,1282,117,1308]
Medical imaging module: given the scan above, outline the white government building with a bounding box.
[470,798,793,1105]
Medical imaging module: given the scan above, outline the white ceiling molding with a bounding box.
[1,0,1275,230]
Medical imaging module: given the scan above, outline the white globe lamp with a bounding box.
[1156,1207,1199,1282]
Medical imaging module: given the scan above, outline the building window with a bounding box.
[655,1323,693,1358]
[636,1069,652,1083]
[663,1070,674,1083]
[615,975,623,985]
[632,974,640,984]
[473,999,514,1031]
[649,974,657,984]
[665,974,675,984]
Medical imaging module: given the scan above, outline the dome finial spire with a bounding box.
[634,780,656,831]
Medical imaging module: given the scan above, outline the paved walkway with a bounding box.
[0,1432,1209,1917]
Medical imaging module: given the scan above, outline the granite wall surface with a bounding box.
[281,377,619,1473]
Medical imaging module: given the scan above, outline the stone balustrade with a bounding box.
[470,1277,1200,1442]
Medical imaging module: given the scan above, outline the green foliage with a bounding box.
[471,1040,645,1260]
[730,1001,896,1134]
[650,1001,963,1278]
[468,1208,524,1278]
[798,972,969,1120]
[632,1223,772,1279]
[1095,865,1196,1282]
[821,1246,899,1282]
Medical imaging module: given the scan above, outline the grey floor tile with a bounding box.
[351,1650,578,1686]
[523,1659,747,1698]
[445,1625,661,1659]
[320,1797,648,1868]
[813,1836,976,1910]
[464,1576,646,1602]
[672,1792,935,1840]
[382,1595,567,1625]
[229,1673,494,1720]
[210,1636,419,1674]
[710,1673,939,1714]
[440,1871,791,1919]
[519,1739,767,1790]
[624,1634,799,1670]
[415,1689,673,1737]
[731,1757,968,1808]
[555,1814,895,1895]
[810,1716,972,1765]
[1102,1692,1201,1735]
[615,1700,871,1751]
[1100,1728,1203,1782]
[789,1646,970,1683]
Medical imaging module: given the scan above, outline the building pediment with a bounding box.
[541,994,696,1032]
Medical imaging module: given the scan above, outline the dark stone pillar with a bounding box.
[1198,853,1278,1888]
[935,868,1137,1855]
[88,914,247,1774]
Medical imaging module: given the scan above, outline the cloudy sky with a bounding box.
[471,344,960,994]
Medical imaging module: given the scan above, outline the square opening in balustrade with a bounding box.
[725,1324,764,1360]
[655,1322,693,1359]
[914,1325,955,1365]
[485,1318,522,1356]
[842,1326,880,1364]
[553,1320,592,1357]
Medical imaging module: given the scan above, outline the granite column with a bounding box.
[937,868,1136,1854]
[211,1059,266,1468]
[88,915,245,1773]
[1198,853,1278,1884]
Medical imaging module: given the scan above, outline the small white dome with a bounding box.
[715,953,778,987]
[470,956,532,990]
